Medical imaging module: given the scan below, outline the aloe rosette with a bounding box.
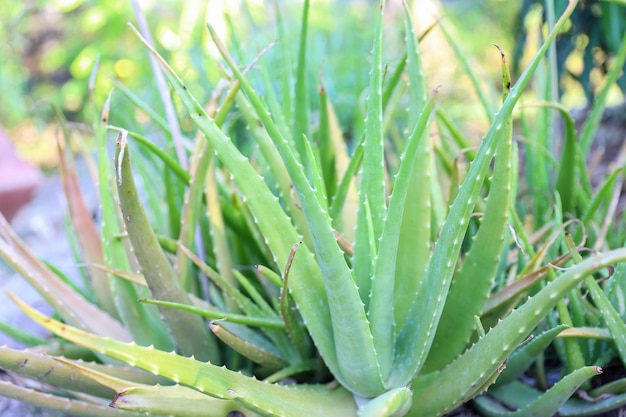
[2,1,626,416]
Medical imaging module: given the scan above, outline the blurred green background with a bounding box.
[1,0,624,167]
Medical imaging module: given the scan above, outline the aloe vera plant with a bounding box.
[2,1,626,416]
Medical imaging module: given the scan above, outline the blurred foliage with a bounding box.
[0,0,191,128]
[2,0,625,140]
[514,0,626,104]
[0,0,388,133]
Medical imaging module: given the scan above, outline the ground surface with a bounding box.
[0,160,97,417]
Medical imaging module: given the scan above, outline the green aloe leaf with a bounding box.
[497,325,569,385]
[174,137,212,291]
[408,247,626,417]
[111,384,259,417]
[392,0,578,388]
[353,0,387,304]
[100,102,174,350]
[0,346,114,398]
[234,93,312,247]
[115,131,219,363]
[424,45,513,373]
[52,355,256,417]
[318,83,359,240]
[293,0,311,173]
[11,297,358,417]
[390,0,431,335]
[368,91,437,381]
[358,387,412,417]
[180,246,302,364]
[550,102,579,214]
[566,235,626,367]
[0,381,144,417]
[194,23,383,394]
[559,393,626,417]
[210,321,288,369]
[473,366,601,417]
[317,83,338,203]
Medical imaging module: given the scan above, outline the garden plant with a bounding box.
[2,0,626,416]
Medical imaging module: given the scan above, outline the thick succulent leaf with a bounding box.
[235,93,312,248]
[181,246,302,364]
[607,256,626,321]
[551,102,579,214]
[392,1,578,388]
[585,273,626,367]
[317,84,338,205]
[497,325,569,385]
[358,387,412,417]
[210,322,288,369]
[473,366,601,417]
[424,46,513,373]
[293,0,311,171]
[0,380,146,417]
[407,247,626,417]
[204,153,239,309]
[319,86,359,240]
[52,354,258,417]
[130,23,340,381]
[0,346,114,398]
[559,393,626,417]
[353,0,387,305]
[112,384,260,417]
[178,24,383,395]
[564,234,626,367]
[259,55,291,142]
[277,243,314,359]
[328,40,411,236]
[99,104,173,350]
[558,327,612,341]
[11,298,359,417]
[272,0,293,128]
[115,132,219,363]
[369,92,436,381]
[390,2,432,334]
